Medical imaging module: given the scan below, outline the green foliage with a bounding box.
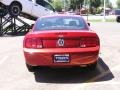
[90,0,101,8]
[101,0,113,8]
[64,0,70,11]
[53,0,63,12]
[88,0,101,14]
[69,0,84,10]
[50,0,104,13]
[47,0,53,3]
[117,0,120,9]
[96,8,102,14]
[106,2,113,9]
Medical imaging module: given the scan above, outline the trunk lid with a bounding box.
[27,30,98,48]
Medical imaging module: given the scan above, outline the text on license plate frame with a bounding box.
[54,54,70,63]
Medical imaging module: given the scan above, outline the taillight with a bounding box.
[80,37,99,48]
[24,38,43,48]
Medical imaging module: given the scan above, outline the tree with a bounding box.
[89,0,101,14]
[117,0,120,9]
[90,0,101,8]
[101,0,113,8]
[106,2,113,9]
[53,0,63,12]
[47,0,53,3]
[69,0,84,11]
[64,0,70,11]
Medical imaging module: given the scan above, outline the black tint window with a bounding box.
[36,0,45,6]
[34,17,88,31]
[36,0,55,11]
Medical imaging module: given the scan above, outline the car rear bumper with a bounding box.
[23,47,99,67]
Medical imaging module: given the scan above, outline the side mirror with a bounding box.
[87,23,90,26]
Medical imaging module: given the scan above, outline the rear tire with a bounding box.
[87,62,97,71]
[9,2,22,17]
[26,63,36,72]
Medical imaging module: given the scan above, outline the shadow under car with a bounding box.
[33,57,114,84]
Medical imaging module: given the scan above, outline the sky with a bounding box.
[110,0,117,7]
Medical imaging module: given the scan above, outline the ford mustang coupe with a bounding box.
[23,15,100,71]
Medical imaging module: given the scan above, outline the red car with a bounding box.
[23,15,100,71]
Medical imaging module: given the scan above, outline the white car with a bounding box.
[0,0,55,19]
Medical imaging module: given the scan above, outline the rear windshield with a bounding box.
[34,16,88,31]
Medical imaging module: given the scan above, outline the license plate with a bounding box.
[54,54,70,63]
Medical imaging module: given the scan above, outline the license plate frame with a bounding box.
[54,54,70,63]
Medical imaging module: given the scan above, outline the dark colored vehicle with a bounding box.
[113,9,120,22]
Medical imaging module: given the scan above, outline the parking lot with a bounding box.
[0,22,120,90]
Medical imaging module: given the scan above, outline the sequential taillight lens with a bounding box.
[80,37,99,48]
[24,38,43,48]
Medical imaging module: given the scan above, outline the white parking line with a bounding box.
[0,56,8,65]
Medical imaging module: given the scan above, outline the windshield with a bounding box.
[34,16,88,31]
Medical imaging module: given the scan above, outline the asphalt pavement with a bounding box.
[0,22,120,90]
